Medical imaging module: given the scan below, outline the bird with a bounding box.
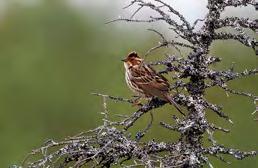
[122,51,185,116]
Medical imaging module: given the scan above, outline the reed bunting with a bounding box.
[122,51,184,116]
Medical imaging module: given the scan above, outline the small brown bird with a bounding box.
[122,51,184,116]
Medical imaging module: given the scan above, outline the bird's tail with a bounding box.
[164,94,185,116]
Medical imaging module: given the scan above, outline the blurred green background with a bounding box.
[0,0,257,167]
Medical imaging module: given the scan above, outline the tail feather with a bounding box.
[164,94,185,116]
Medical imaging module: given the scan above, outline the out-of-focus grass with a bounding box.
[0,1,257,167]
[0,1,152,166]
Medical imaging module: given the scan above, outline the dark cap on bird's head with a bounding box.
[122,51,141,62]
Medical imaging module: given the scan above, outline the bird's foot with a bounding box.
[132,100,143,107]
[131,96,143,107]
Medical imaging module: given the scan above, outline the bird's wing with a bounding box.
[130,64,170,91]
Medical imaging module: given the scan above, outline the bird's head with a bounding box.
[122,51,143,68]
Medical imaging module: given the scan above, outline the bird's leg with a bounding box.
[131,95,143,107]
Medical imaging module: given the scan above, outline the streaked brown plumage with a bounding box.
[122,51,184,116]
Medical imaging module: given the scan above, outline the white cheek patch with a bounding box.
[124,62,129,69]
[124,62,133,70]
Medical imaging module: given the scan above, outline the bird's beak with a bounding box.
[121,59,126,62]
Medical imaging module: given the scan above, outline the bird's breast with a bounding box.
[125,69,143,95]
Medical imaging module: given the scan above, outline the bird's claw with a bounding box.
[131,96,143,107]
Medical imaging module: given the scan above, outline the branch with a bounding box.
[154,0,192,31]
[220,85,257,100]
[214,32,256,48]
[145,29,195,56]
[204,145,257,160]
[223,0,255,8]
[92,93,134,104]
[215,17,258,31]
[206,68,258,88]
[203,100,233,124]
[122,98,167,130]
